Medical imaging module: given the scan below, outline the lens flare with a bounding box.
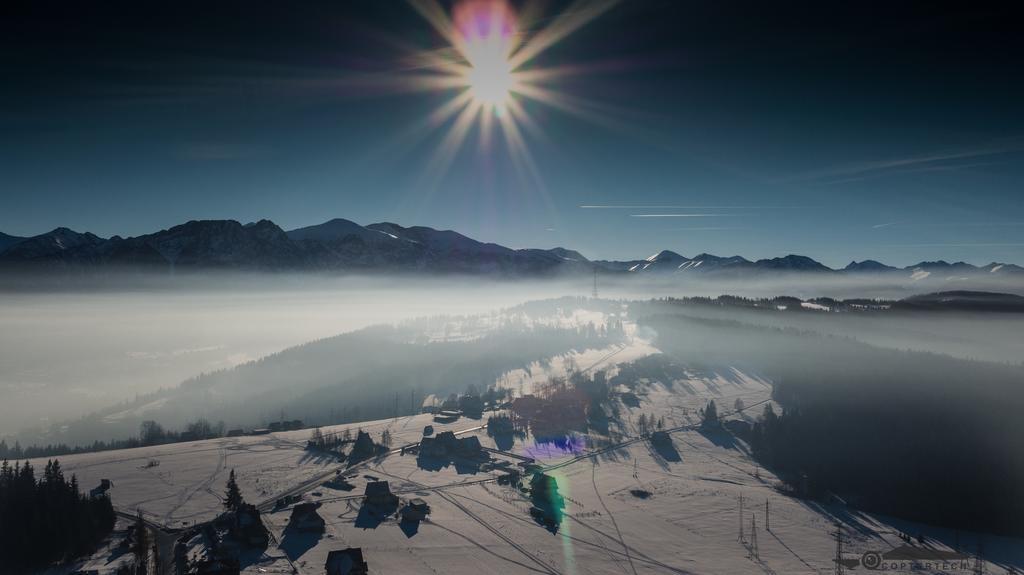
[455,0,518,109]
[403,0,620,185]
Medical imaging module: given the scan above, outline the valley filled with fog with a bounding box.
[0,277,584,436]
[3,272,1024,445]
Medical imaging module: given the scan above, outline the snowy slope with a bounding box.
[31,366,1024,574]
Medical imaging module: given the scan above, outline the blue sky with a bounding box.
[2,1,1023,267]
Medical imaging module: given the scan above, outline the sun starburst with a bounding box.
[404,0,619,184]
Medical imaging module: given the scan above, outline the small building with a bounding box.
[325,548,369,575]
[433,410,461,423]
[723,419,751,436]
[364,481,398,507]
[226,428,245,437]
[650,430,671,445]
[400,498,430,522]
[250,428,271,435]
[459,394,484,416]
[510,395,542,419]
[496,469,521,486]
[288,502,325,533]
[457,435,484,458]
[233,503,269,548]
[89,479,112,498]
[419,431,456,457]
[275,493,301,509]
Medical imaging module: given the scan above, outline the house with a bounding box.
[275,493,301,509]
[233,503,269,548]
[364,481,398,507]
[459,394,484,416]
[497,469,522,486]
[650,430,671,445]
[457,435,484,458]
[89,479,112,498]
[419,431,457,458]
[433,410,460,423]
[723,419,751,436]
[288,502,325,533]
[325,548,369,575]
[400,498,430,522]
[510,395,542,419]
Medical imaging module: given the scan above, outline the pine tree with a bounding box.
[152,538,162,575]
[224,469,243,511]
[133,512,150,575]
[701,400,719,428]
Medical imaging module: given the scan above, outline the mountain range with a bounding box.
[1,218,1022,279]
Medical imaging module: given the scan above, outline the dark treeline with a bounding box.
[1,418,224,459]
[639,303,1024,537]
[0,459,116,570]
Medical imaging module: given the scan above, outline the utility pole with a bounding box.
[765,498,770,532]
[394,392,399,421]
[834,524,844,575]
[973,541,986,575]
[749,514,759,559]
[592,267,598,298]
[738,494,745,543]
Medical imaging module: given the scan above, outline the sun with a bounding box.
[465,45,516,109]
[402,0,620,182]
[454,0,519,110]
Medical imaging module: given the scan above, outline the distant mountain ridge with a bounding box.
[1,218,1022,279]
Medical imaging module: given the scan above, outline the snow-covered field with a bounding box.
[31,362,1024,574]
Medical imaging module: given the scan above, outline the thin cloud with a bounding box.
[886,243,1024,248]
[873,221,1024,229]
[580,205,812,209]
[629,213,741,218]
[787,144,1020,184]
[670,227,748,231]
